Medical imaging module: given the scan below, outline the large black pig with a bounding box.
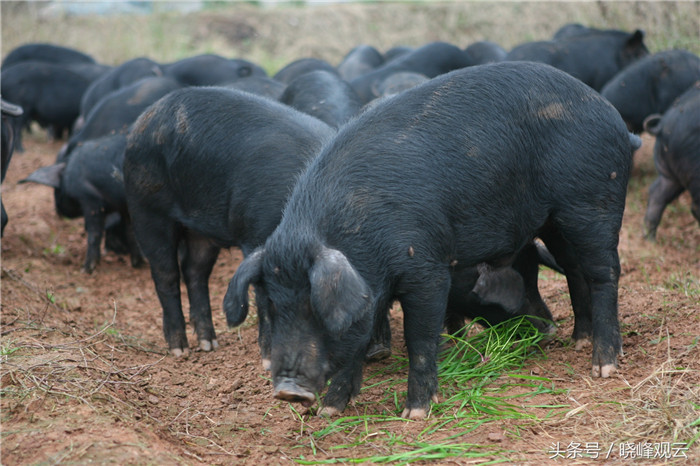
[224,62,641,419]
[2,43,97,69]
[123,87,334,359]
[642,82,700,240]
[506,28,648,91]
[1,61,106,150]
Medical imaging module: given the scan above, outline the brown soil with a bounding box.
[1,125,698,465]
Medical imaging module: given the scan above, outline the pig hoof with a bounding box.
[274,379,315,407]
[262,358,271,371]
[592,363,616,378]
[198,339,219,352]
[171,347,190,358]
[539,325,557,342]
[401,407,429,420]
[317,406,339,417]
[574,338,591,351]
[365,343,391,362]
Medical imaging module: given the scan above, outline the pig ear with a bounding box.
[18,163,66,188]
[223,248,264,327]
[472,264,525,314]
[627,29,645,47]
[309,247,372,336]
[1,99,23,116]
[643,114,663,136]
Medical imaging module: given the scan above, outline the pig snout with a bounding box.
[274,378,316,407]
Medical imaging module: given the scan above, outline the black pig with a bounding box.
[349,41,474,103]
[2,43,97,69]
[506,29,648,91]
[1,61,105,150]
[273,57,338,84]
[369,240,561,363]
[78,57,163,122]
[65,76,182,156]
[279,70,362,129]
[444,242,560,337]
[162,54,266,87]
[642,82,700,240]
[601,49,700,133]
[224,62,641,419]
[464,40,507,65]
[123,87,334,359]
[20,134,142,273]
[337,45,384,82]
[224,77,287,100]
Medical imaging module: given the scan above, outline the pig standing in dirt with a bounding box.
[225,62,641,419]
[20,134,143,273]
[123,87,334,359]
[642,82,700,240]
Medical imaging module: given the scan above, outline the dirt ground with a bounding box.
[1,121,698,464]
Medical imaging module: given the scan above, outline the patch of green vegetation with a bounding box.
[287,317,565,463]
[0,340,20,358]
[663,271,700,298]
[43,244,66,256]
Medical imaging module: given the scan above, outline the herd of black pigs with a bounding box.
[1,23,699,420]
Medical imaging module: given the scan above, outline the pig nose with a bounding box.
[274,378,315,406]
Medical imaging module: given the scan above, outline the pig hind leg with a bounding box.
[541,220,622,378]
[366,305,393,362]
[538,230,592,346]
[131,212,189,356]
[644,175,684,241]
[123,215,144,268]
[512,243,556,334]
[690,179,700,227]
[80,199,106,274]
[180,231,221,352]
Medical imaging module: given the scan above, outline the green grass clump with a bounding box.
[293,316,565,464]
[663,271,700,299]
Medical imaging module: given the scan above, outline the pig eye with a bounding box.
[238,66,252,78]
